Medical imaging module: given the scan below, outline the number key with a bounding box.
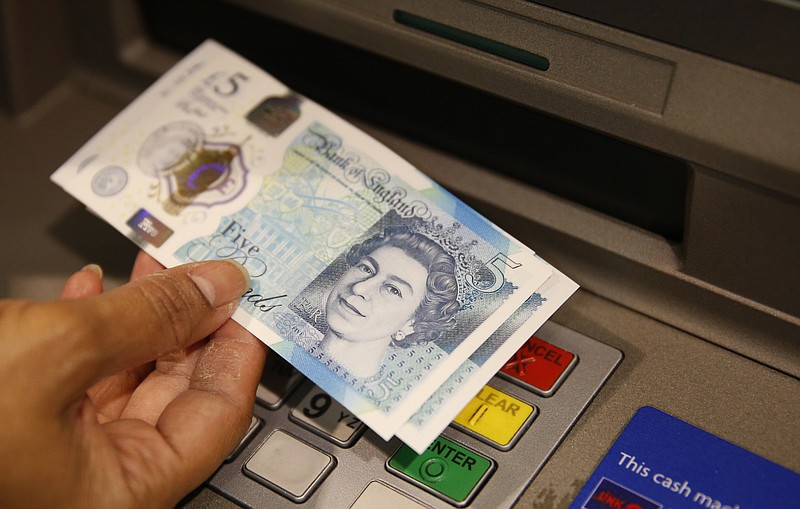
[289,382,365,447]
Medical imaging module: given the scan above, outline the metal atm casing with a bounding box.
[1,0,798,506]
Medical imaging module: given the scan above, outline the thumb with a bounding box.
[11,259,250,403]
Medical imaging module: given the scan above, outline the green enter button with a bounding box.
[387,436,495,506]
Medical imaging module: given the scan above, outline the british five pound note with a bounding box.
[52,40,560,444]
[396,270,578,451]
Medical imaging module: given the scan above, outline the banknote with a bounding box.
[51,40,563,441]
[396,270,578,451]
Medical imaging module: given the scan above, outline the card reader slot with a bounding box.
[393,10,550,72]
[387,2,675,115]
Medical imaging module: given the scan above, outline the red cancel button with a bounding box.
[500,335,577,397]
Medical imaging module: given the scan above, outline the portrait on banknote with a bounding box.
[288,217,462,379]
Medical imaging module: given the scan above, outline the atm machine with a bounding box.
[1,1,797,508]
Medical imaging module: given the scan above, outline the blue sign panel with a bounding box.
[571,406,799,509]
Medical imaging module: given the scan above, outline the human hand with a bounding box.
[0,252,267,509]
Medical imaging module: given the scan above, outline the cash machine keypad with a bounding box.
[204,322,621,509]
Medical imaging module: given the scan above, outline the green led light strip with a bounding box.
[394,10,550,71]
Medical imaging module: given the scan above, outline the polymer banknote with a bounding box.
[51,40,575,447]
[396,271,578,451]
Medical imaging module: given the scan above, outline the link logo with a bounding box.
[583,478,661,509]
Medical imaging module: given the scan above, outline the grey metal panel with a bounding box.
[392,5,677,115]
[528,0,800,84]
[684,167,800,318]
[228,0,800,199]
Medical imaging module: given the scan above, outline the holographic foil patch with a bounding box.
[126,209,173,247]
[247,94,302,136]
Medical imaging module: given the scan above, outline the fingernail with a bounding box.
[82,264,103,278]
[189,260,250,308]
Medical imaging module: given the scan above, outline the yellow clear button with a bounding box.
[452,384,536,450]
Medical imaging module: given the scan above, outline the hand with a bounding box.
[0,252,268,509]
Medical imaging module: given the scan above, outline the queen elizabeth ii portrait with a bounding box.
[295,225,461,379]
